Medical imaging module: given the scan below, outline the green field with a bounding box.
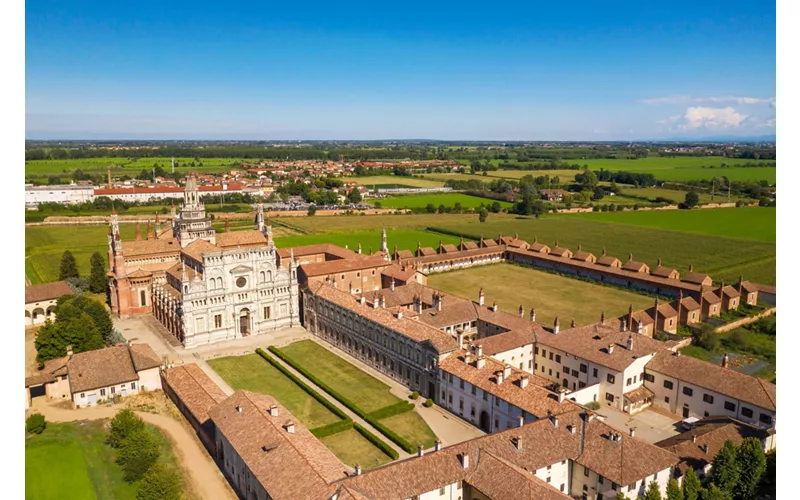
[25,420,180,500]
[378,193,512,210]
[429,213,776,285]
[565,207,775,243]
[207,354,341,429]
[278,340,437,448]
[26,157,245,177]
[357,175,444,188]
[616,187,752,205]
[429,263,654,327]
[318,429,394,470]
[275,229,463,253]
[275,213,476,234]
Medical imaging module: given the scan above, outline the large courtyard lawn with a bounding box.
[279,341,399,414]
[379,411,437,449]
[25,420,180,500]
[428,263,654,327]
[319,428,394,470]
[275,229,463,253]
[378,193,512,210]
[207,354,340,429]
[430,213,776,285]
[565,207,775,243]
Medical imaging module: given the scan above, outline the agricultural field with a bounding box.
[275,213,477,234]
[428,213,776,285]
[565,207,775,243]
[25,420,181,500]
[615,187,752,205]
[278,340,437,449]
[378,193,512,210]
[275,229,462,253]
[25,224,138,284]
[357,175,444,188]
[428,263,655,327]
[25,156,244,177]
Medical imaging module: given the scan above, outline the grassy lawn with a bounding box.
[25,420,180,500]
[276,213,478,234]
[378,193,512,210]
[279,341,399,414]
[275,229,463,253]
[207,354,341,429]
[565,207,775,243]
[616,187,752,205]
[357,175,444,188]
[429,263,654,327]
[379,411,437,449]
[318,428,393,470]
[430,213,776,285]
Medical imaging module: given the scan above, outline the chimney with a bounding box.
[627,335,633,351]
[284,421,296,434]
[396,310,403,320]
[629,427,636,438]
[476,356,486,369]
[519,304,524,318]
[567,425,576,434]
[373,299,379,309]
[434,439,442,452]
[436,293,443,312]
[721,353,729,368]
[354,464,362,475]
[689,264,694,272]
[417,445,424,457]
[518,415,524,427]
[503,364,512,379]
[360,296,366,305]
[530,308,536,322]
[459,454,470,469]
[380,294,386,309]
[66,345,73,357]
[703,444,709,455]
[585,411,596,422]
[558,391,566,403]
[235,405,242,413]
[464,351,471,364]
[637,321,643,335]
[600,311,605,325]
[657,257,662,267]
[518,376,529,389]
[390,278,396,291]
[475,344,483,357]
[514,436,523,450]
[629,253,633,261]
[492,301,498,313]
[553,317,560,334]
[570,318,576,328]
[457,332,464,349]
[628,304,634,332]
[608,343,615,354]
[496,370,505,385]
[550,414,559,428]
[719,280,725,301]
[738,275,744,295]
[478,288,485,306]
[692,434,697,443]
[620,318,627,332]
[269,404,279,417]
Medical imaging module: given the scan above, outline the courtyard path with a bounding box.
[27,400,236,500]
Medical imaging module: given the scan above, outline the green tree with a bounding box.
[116,428,160,482]
[644,481,663,500]
[700,484,732,500]
[307,205,317,216]
[26,413,46,434]
[666,478,684,500]
[710,440,740,495]
[34,313,104,362]
[757,450,776,499]
[56,295,114,343]
[136,464,183,500]
[59,250,79,280]
[425,203,436,213]
[683,468,702,500]
[734,437,767,499]
[347,189,362,204]
[89,252,107,294]
[685,190,700,208]
[616,493,628,500]
[108,409,146,448]
[478,207,488,223]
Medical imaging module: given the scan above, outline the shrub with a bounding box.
[353,423,399,460]
[585,401,601,411]
[311,419,355,438]
[26,413,46,434]
[423,399,433,408]
[136,464,183,500]
[116,428,160,482]
[108,409,145,448]
[410,391,419,400]
[368,401,414,420]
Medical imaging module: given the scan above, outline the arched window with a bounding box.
[260,271,265,282]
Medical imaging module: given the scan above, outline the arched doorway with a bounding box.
[239,308,251,336]
[32,308,45,325]
[25,310,32,326]
[479,411,490,432]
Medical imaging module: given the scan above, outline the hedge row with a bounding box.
[367,400,415,420]
[311,419,354,438]
[269,346,418,454]
[354,423,399,460]
[256,348,349,421]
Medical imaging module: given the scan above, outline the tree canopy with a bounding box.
[59,250,79,280]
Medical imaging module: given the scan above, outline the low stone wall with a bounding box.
[715,307,776,333]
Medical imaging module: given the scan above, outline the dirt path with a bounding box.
[28,401,236,500]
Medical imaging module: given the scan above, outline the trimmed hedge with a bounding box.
[256,348,349,421]
[367,401,415,420]
[269,346,418,454]
[311,419,354,438]
[354,423,399,460]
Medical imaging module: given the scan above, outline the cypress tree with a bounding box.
[59,250,79,280]
[667,478,684,500]
[734,437,767,500]
[89,252,107,294]
[683,468,702,500]
[710,440,740,495]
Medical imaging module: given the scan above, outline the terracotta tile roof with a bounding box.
[652,266,680,279]
[166,261,203,281]
[549,246,572,258]
[440,351,579,419]
[622,260,649,273]
[163,364,228,425]
[181,239,220,262]
[720,285,741,299]
[207,391,348,499]
[678,296,701,311]
[68,344,139,393]
[464,452,571,500]
[25,281,73,304]
[418,247,438,256]
[596,255,622,267]
[440,244,459,253]
[646,351,776,411]
[572,250,596,262]
[460,241,479,251]
[129,343,161,371]
[277,244,356,260]
[311,282,459,353]
[629,310,655,326]
[683,272,712,286]
[362,282,433,309]
[394,249,415,260]
[126,268,153,279]
[122,238,180,258]
[506,238,530,249]
[536,323,666,372]
[380,263,417,282]
[216,230,268,248]
[474,304,547,336]
[740,281,761,294]
[408,246,504,265]
[623,385,654,403]
[417,301,479,329]
[529,241,550,253]
[655,416,771,474]
[25,356,68,387]
[477,329,536,356]
[701,290,722,304]
[301,255,389,278]
[480,239,499,248]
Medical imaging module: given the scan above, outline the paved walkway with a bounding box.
[27,399,236,500]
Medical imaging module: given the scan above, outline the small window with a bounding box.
[665,396,670,403]
[111,386,115,394]
[605,392,615,402]
[563,366,570,374]
[579,381,586,388]
[571,369,579,377]
[599,476,604,484]
[741,407,753,418]
[760,413,772,424]
[534,347,539,355]
[555,354,561,363]
[703,394,714,404]
[580,364,587,373]
[664,380,674,390]
[724,401,736,412]
[560,484,565,492]
[548,369,552,376]
[80,393,85,398]
[460,380,465,390]
[593,368,598,378]
[644,373,655,383]
[471,385,476,395]
[100,389,106,396]
[683,387,694,396]
[626,378,632,386]
[584,466,590,477]
[131,382,136,389]
[542,349,547,358]
[549,352,554,361]
[607,374,615,384]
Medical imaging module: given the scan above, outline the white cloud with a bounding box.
[640,95,775,106]
[757,117,776,128]
[678,106,749,130]
[656,114,682,125]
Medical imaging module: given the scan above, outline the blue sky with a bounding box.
[25,0,776,140]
